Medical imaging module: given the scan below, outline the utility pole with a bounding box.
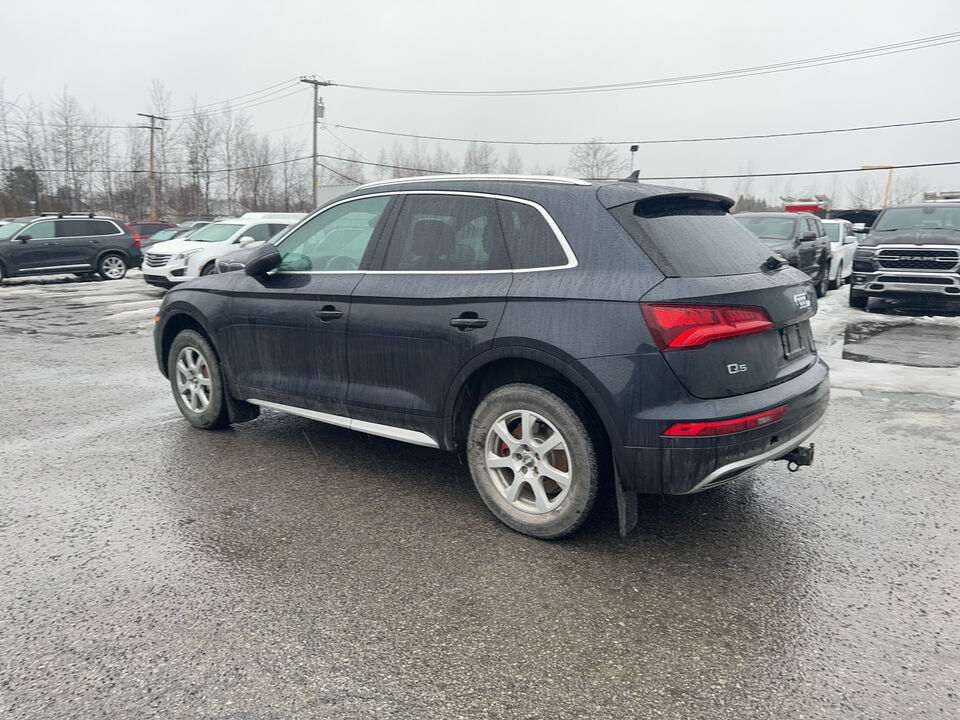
[861,165,894,208]
[299,76,332,208]
[137,112,169,220]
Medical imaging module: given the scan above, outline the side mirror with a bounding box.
[244,244,281,276]
[843,235,856,245]
[237,235,256,246]
[17,234,31,243]
[799,231,817,242]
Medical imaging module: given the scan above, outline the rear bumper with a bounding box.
[616,360,829,495]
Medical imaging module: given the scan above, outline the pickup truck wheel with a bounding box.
[98,253,127,280]
[849,287,868,309]
[168,330,229,429]
[828,262,842,291]
[814,262,829,298]
[467,383,599,539]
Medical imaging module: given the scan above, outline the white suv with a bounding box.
[142,212,304,288]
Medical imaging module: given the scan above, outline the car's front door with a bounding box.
[346,193,512,442]
[222,195,393,417]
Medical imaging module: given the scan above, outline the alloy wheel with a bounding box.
[175,346,212,413]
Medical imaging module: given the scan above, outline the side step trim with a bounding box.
[248,398,440,449]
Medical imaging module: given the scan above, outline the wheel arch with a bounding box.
[157,306,219,379]
[443,346,623,471]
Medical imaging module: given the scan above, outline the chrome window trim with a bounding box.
[273,190,578,275]
[358,174,591,190]
[248,399,439,448]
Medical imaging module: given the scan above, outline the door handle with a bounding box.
[44,242,56,246]
[88,239,100,244]
[450,315,488,330]
[314,305,343,322]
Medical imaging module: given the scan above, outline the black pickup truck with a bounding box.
[849,202,960,308]
[734,212,832,297]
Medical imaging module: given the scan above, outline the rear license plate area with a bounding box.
[780,324,805,359]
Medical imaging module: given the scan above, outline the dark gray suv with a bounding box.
[735,212,832,297]
[154,175,829,539]
[0,212,141,283]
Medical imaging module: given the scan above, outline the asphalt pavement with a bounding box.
[1,273,958,719]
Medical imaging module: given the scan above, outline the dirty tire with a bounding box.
[0,262,5,283]
[814,261,829,297]
[98,253,127,280]
[467,383,599,539]
[168,329,229,429]
[828,262,841,291]
[849,287,868,309]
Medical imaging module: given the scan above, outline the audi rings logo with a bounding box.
[794,292,811,311]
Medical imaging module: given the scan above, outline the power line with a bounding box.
[164,86,308,120]
[334,115,960,147]
[332,31,960,96]
[5,157,959,181]
[166,78,301,115]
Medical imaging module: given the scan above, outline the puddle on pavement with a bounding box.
[839,321,960,368]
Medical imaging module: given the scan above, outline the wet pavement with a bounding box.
[1,274,959,719]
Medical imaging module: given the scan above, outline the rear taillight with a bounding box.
[663,406,787,437]
[125,224,143,247]
[640,303,773,351]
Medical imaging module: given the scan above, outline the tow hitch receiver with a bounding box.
[781,443,815,472]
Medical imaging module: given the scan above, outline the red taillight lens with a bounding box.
[663,406,787,437]
[640,303,773,351]
[125,224,143,247]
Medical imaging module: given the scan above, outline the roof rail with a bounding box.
[40,211,64,218]
[68,211,95,218]
[358,174,592,190]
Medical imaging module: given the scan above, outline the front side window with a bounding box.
[382,194,508,272]
[497,200,568,269]
[823,223,841,242]
[22,220,56,240]
[277,196,389,272]
[240,224,275,243]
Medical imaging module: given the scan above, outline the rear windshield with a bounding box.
[609,198,773,277]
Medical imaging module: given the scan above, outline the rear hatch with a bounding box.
[604,189,818,400]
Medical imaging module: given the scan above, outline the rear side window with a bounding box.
[382,194,509,271]
[496,200,568,269]
[56,219,95,237]
[609,197,773,277]
[90,220,120,235]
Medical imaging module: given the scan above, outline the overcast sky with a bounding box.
[2,0,959,204]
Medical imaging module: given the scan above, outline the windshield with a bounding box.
[874,206,960,231]
[734,216,796,241]
[149,229,179,241]
[186,223,242,243]
[0,222,26,240]
[822,223,841,242]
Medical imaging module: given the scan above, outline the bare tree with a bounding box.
[499,146,523,174]
[847,174,884,209]
[889,171,923,205]
[568,139,626,179]
[182,104,220,215]
[237,134,275,211]
[463,142,497,173]
[217,106,253,215]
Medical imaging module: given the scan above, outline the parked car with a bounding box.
[141,212,305,288]
[154,175,828,539]
[734,212,832,296]
[850,202,960,308]
[127,220,176,238]
[176,220,212,229]
[821,219,858,289]
[0,212,141,283]
[139,225,199,251]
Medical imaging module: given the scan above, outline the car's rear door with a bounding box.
[345,193,511,439]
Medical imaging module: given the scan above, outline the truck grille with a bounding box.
[145,253,171,268]
[876,275,953,285]
[876,248,958,271]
